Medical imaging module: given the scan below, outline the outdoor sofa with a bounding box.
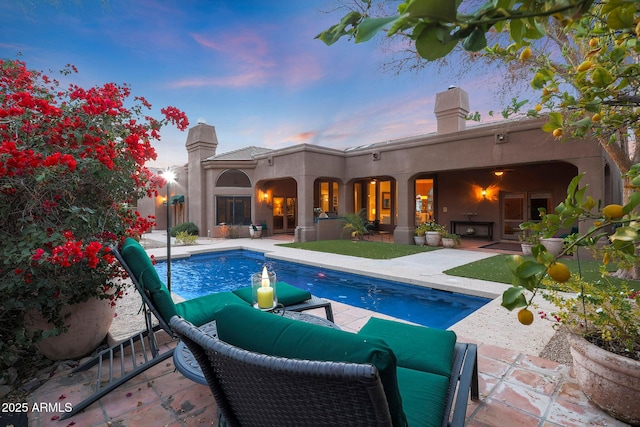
[170,303,479,427]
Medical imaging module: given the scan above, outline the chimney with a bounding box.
[434,87,469,134]
[185,122,218,157]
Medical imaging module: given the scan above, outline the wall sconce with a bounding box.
[493,169,504,177]
[481,189,488,199]
[261,191,271,207]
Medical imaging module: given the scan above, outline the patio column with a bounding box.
[394,174,414,245]
[296,175,316,242]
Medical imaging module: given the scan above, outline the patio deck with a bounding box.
[25,233,630,426]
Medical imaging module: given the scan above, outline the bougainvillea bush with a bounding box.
[0,59,188,373]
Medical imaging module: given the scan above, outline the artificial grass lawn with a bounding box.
[278,239,439,259]
[443,254,634,288]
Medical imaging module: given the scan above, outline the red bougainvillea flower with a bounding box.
[0,58,188,366]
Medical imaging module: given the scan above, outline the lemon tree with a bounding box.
[501,170,640,314]
[319,1,640,196]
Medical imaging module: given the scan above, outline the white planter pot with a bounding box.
[413,235,426,246]
[249,225,262,239]
[425,231,441,247]
[521,243,533,256]
[442,238,456,248]
[541,237,564,256]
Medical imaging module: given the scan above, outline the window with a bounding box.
[216,196,251,225]
[316,180,339,214]
[216,169,251,187]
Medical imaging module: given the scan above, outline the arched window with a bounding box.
[216,169,251,187]
[215,169,251,225]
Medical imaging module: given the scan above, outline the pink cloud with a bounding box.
[168,28,323,89]
[170,70,270,88]
[284,131,317,143]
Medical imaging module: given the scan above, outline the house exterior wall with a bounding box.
[157,88,620,245]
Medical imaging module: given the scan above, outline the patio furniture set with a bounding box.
[62,238,479,426]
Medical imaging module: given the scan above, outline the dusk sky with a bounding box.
[1,0,522,168]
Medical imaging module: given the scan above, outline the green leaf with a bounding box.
[415,24,458,61]
[542,112,562,132]
[584,101,600,113]
[607,4,635,29]
[623,191,640,214]
[591,67,614,87]
[315,11,362,45]
[566,173,584,199]
[610,226,639,242]
[501,287,528,311]
[509,18,524,44]
[461,26,487,52]
[406,0,457,22]
[516,260,546,279]
[355,16,401,43]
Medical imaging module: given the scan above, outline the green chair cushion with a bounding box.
[358,317,456,377]
[175,292,247,327]
[120,238,249,325]
[216,304,407,427]
[232,282,312,306]
[120,238,178,321]
[396,367,450,427]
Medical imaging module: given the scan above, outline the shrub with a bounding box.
[175,231,198,246]
[171,222,199,237]
[0,59,188,376]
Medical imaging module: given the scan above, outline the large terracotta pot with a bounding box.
[27,297,115,360]
[568,333,640,425]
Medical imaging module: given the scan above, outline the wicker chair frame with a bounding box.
[170,315,393,427]
[170,316,479,427]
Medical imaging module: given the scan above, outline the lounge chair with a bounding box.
[61,237,333,419]
[170,303,479,427]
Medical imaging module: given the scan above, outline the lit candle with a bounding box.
[257,266,273,308]
[261,265,270,288]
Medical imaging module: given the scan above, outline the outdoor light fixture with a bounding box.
[161,169,176,292]
[481,189,487,199]
[493,169,505,177]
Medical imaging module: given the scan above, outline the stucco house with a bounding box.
[140,87,621,245]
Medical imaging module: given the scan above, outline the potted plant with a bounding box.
[423,221,446,246]
[441,233,461,248]
[0,59,188,368]
[517,229,541,256]
[413,223,428,246]
[342,209,371,240]
[502,172,640,425]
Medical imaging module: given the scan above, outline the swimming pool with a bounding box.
[154,250,490,329]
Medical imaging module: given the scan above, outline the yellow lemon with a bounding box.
[553,128,563,138]
[548,262,571,283]
[535,104,542,112]
[602,204,624,220]
[589,37,599,47]
[518,308,534,325]
[577,60,592,72]
[520,46,532,61]
[591,113,601,122]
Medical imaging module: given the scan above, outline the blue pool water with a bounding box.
[154,250,490,329]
